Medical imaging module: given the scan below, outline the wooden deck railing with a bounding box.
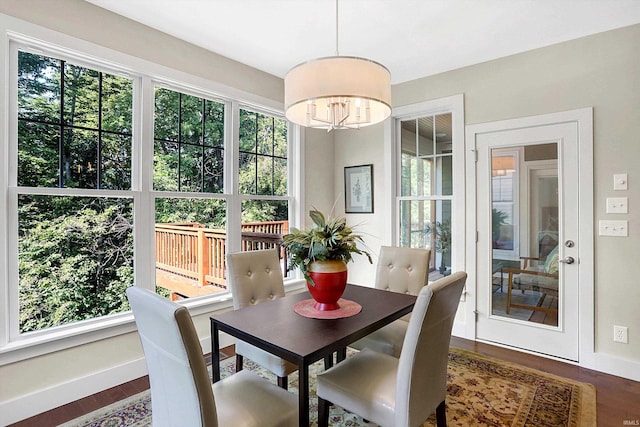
[155,221,288,298]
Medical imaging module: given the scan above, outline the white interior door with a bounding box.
[473,121,579,361]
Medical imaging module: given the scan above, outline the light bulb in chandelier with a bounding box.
[285,56,391,131]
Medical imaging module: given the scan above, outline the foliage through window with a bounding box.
[10,48,295,339]
[153,88,224,193]
[152,87,228,301]
[239,109,287,197]
[17,51,135,333]
[238,109,289,266]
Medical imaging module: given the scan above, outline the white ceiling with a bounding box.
[86,0,640,84]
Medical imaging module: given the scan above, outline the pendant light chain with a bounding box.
[335,0,339,56]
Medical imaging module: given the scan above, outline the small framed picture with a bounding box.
[344,164,374,213]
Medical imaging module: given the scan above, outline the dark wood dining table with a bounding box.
[210,284,417,426]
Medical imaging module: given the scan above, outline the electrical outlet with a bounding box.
[599,220,628,236]
[614,325,629,344]
[606,197,628,214]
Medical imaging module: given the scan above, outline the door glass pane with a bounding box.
[491,144,559,327]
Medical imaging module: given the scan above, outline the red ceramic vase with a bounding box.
[306,260,348,311]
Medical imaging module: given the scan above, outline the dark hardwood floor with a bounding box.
[9,338,640,426]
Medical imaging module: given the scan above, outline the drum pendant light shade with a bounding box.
[284,56,392,130]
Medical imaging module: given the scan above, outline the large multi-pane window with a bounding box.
[9,45,295,341]
[238,109,290,274]
[152,86,228,299]
[397,113,453,277]
[16,51,134,333]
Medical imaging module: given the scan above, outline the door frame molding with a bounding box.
[464,108,594,368]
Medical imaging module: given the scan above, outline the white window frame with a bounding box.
[0,23,303,365]
[384,95,465,276]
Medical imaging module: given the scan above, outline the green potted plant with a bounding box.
[283,209,372,311]
[492,208,508,248]
[424,219,451,275]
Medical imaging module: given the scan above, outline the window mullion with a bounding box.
[225,101,241,254]
[254,112,258,194]
[201,98,206,192]
[136,76,156,292]
[177,93,182,191]
[59,59,65,188]
[97,72,103,190]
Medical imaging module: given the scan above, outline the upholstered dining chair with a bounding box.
[349,246,431,357]
[317,271,467,427]
[126,287,298,427]
[226,248,298,389]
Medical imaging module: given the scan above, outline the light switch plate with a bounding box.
[614,173,628,191]
[599,220,628,236]
[606,197,628,214]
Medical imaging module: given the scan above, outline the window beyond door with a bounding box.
[397,113,453,279]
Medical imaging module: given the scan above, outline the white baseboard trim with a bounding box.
[1,333,233,425]
[593,352,640,382]
[0,357,148,426]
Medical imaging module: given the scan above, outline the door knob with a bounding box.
[559,256,575,264]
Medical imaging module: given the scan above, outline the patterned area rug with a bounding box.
[59,347,596,427]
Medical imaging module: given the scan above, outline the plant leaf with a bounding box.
[309,210,325,228]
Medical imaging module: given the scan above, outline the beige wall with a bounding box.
[331,124,389,286]
[304,128,336,219]
[342,24,640,363]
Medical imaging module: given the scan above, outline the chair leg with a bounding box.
[235,354,243,373]
[318,396,330,427]
[435,400,447,427]
[277,375,288,390]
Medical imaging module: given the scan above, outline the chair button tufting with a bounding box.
[269,293,274,299]
[388,264,393,269]
[247,271,252,277]
[407,267,413,272]
[405,290,410,294]
[386,286,390,290]
[250,298,256,304]
[265,268,271,273]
